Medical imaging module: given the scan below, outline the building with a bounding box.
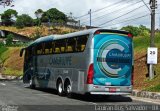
[0,30,33,44]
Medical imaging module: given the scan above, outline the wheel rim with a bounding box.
[67,84,71,94]
[29,79,32,86]
[58,82,63,93]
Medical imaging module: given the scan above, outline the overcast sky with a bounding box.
[0,0,160,29]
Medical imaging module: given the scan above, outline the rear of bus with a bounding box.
[86,29,133,95]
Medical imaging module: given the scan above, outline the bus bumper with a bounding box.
[86,84,132,95]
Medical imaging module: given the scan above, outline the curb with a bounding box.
[131,90,160,100]
[0,75,23,81]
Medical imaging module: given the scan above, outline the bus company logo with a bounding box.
[97,40,130,78]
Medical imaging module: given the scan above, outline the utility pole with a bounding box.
[88,9,91,28]
[149,0,157,80]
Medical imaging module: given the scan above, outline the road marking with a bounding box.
[0,83,6,86]
[128,96,160,105]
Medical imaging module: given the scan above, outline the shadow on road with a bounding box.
[71,94,132,103]
[30,87,132,103]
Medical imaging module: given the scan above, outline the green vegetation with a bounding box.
[41,8,67,23]
[133,31,160,92]
[0,43,8,55]
[1,8,68,28]
[1,9,18,26]
[121,25,150,37]
[15,14,34,28]
[6,34,14,46]
[0,44,8,71]
[3,68,23,76]
[134,36,150,52]
[133,32,160,52]
[0,47,23,76]
[146,84,160,92]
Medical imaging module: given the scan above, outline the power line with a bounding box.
[97,4,146,27]
[101,12,160,28]
[92,0,128,13]
[80,0,132,22]
[141,0,152,12]
[81,0,143,24]
[105,14,149,28]
[75,0,128,19]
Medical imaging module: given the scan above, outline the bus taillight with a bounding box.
[128,33,133,38]
[94,31,101,35]
[87,64,94,84]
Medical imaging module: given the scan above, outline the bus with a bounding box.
[20,28,134,97]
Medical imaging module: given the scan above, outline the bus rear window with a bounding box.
[94,30,133,38]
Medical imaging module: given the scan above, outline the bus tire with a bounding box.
[29,78,35,89]
[65,81,72,98]
[57,80,64,96]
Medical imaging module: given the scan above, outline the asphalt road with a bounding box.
[0,80,159,111]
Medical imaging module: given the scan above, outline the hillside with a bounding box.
[0,47,23,76]
[133,33,160,92]
[0,26,78,38]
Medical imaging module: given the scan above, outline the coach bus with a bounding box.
[20,28,134,97]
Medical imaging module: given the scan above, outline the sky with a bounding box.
[0,0,160,29]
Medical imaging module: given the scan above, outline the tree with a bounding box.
[41,8,67,24]
[139,25,150,37]
[41,12,49,23]
[15,14,34,28]
[121,25,140,36]
[35,9,44,26]
[1,9,18,26]
[35,9,43,18]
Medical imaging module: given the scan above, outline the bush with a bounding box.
[6,34,14,46]
[121,25,150,37]
[0,44,8,56]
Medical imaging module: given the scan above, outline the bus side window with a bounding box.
[45,42,52,55]
[66,37,76,53]
[55,39,66,54]
[76,35,88,52]
[36,44,42,55]
[55,47,60,53]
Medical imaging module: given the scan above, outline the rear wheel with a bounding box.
[57,80,64,96]
[65,82,72,98]
[29,78,35,89]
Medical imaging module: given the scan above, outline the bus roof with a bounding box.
[27,28,129,48]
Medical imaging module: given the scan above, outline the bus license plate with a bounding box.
[109,88,116,93]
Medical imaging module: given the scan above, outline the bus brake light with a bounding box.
[128,33,133,38]
[87,64,94,84]
[95,31,101,35]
